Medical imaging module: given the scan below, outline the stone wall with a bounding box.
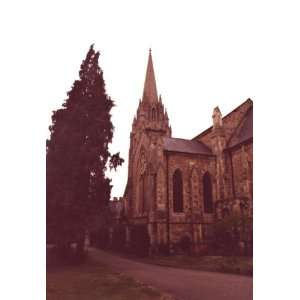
[165,152,216,247]
[167,152,216,218]
[123,95,253,254]
[230,142,253,204]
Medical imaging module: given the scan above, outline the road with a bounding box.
[89,248,252,300]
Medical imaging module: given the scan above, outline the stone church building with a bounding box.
[110,50,253,255]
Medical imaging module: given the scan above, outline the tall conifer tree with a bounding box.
[47,45,123,256]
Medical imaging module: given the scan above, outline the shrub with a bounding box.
[130,225,150,257]
[178,235,192,254]
[213,213,252,256]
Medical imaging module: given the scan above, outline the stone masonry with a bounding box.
[110,50,253,255]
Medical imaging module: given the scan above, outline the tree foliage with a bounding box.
[46,45,124,254]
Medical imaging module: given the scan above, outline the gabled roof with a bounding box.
[192,98,253,141]
[163,137,213,155]
[227,106,253,148]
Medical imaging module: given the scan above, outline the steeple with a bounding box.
[142,49,158,103]
[131,50,171,138]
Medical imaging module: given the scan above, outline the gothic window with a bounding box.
[173,169,183,213]
[151,107,156,121]
[203,172,213,213]
[139,175,145,213]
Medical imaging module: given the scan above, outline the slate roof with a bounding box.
[227,106,253,148]
[163,137,213,155]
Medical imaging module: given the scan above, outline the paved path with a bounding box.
[89,248,252,300]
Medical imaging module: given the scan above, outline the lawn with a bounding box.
[140,255,253,276]
[47,257,165,300]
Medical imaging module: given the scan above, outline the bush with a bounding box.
[47,244,87,267]
[130,225,150,257]
[213,213,252,256]
[157,243,169,256]
[178,235,192,254]
[111,226,126,251]
[90,228,110,249]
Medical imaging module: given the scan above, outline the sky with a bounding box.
[1,1,300,299]
[1,0,300,201]
[22,0,295,199]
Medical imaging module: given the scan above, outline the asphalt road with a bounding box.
[89,248,253,300]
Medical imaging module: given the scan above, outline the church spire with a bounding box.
[142,49,158,103]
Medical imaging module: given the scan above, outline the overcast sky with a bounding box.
[31,0,298,199]
[2,1,299,199]
[1,2,300,298]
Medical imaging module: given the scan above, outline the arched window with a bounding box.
[173,169,183,212]
[151,108,156,121]
[203,172,213,213]
[139,175,145,213]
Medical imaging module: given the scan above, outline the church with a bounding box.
[110,50,253,255]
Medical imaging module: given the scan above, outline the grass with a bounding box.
[47,256,163,300]
[140,255,253,276]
